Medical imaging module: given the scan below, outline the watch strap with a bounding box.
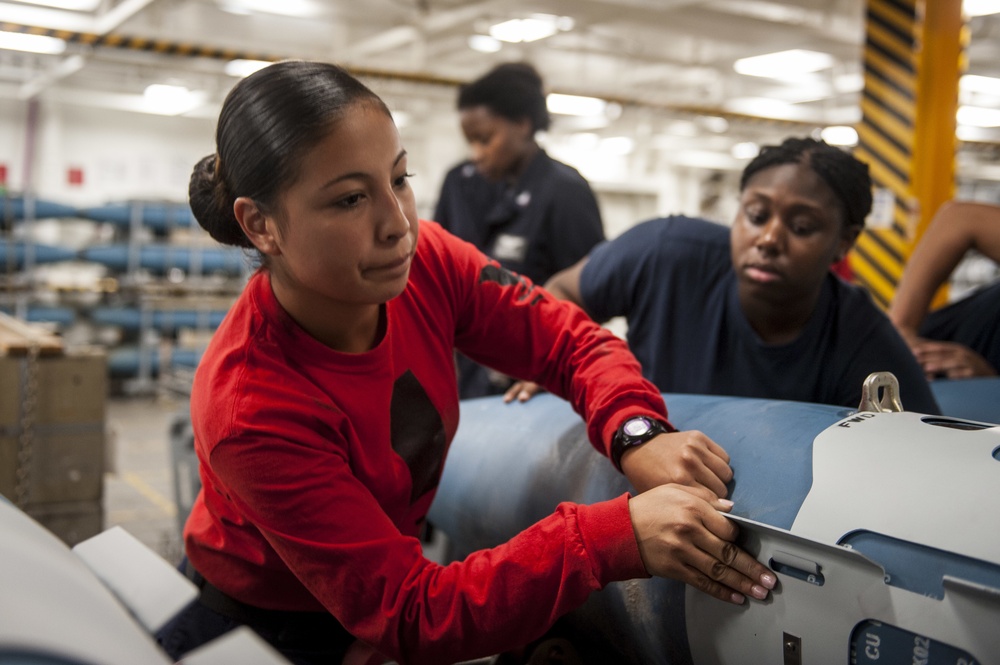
[611,416,673,471]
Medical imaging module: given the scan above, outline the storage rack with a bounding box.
[1,193,250,395]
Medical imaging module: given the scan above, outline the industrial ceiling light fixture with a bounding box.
[547,93,608,117]
[223,59,272,77]
[961,74,1000,96]
[0,30,66,54]
[734,49,835,79]
[8,0,100,10]
[217,0,323,18]
[488,14,574,43]
[964,0,1000,16]
[957,105,1000,127]
[731,141,760,159]
[467,34,502,53]
[821,126,859,146]
[143,83,206,116]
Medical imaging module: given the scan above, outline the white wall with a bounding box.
[0,98,214,207]
[0,94,726,239]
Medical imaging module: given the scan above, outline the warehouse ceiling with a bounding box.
[1,0,999,177]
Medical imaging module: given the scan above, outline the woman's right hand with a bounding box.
[628,484,776,605]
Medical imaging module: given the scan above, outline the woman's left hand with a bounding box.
[911,338,997,379]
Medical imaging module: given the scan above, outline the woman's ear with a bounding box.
[234,197,281,256]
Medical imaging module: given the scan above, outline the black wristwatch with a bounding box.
[611,416,672,471]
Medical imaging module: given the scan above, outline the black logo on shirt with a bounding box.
[390,370,447,503]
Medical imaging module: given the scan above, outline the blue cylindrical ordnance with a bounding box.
[0,240,77,267]
[79,244,247,276]
[79,202,195,230]
[428,393,1000,664]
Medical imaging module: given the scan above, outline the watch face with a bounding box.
[623,416,653,437]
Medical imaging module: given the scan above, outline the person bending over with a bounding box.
[889,199,1000,378]
[508,137,940,414]
[154,60,774,665]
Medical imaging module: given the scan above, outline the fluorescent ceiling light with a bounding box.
[957,105,1000,127]
[663,120,700,137]
[468,35,502,53]
[723,97,811,121]
[224,59,272,77]
[567,132,601,149]
[734,49,834,78]
[218,0,322,18]
[731,142,760,159]
[0,30,66,54]
[961,74,1000,96]
[821,125,859,146]
[964,0,1000,16]
[547,93,607,117]
[489,14,573,43]
[834,72,864,94]
[143,84,206,116]
[600,136,634,155]
[698,115,730,133]
[10,0,100,9]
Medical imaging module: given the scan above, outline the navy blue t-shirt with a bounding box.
[433,149,604,286]
[580,215,940,413]
[434,149,605,398]
[920,279,1000,372]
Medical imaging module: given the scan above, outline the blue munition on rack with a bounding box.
[1,196,78,220]
[90,307,228,332]
[79,202,195,231]
[79,244,246,276]
[0,240,78,268]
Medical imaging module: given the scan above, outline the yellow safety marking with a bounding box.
[855,150,909,199]
[856,231,905,275]
[866,20,915,66]
[122,470,177,517]
[849,258,894,308]
[857,127,912,180]
[863,49,916,95]
[861,79,916,129]
[868,0,917,33]
[859,100,913,155]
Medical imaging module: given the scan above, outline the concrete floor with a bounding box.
[104,393,188,565]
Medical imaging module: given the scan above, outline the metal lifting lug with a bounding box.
[857,371,904,413]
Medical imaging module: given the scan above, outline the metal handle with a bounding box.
[858,371,904,413]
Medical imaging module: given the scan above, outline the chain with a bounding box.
[14,342,40,509]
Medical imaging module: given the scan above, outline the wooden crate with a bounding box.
[0,314,108,545]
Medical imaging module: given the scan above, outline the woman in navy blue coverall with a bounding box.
[434,62,605,398]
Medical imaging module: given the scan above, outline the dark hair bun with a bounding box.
[188,154,252,248]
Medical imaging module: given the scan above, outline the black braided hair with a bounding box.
[457,62,551,132]
[740,137,872,229]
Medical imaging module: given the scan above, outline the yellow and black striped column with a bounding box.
[850,0,964,309]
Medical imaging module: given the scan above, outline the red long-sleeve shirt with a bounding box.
[185,221,667,664]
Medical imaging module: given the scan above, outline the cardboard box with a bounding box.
[23,499,103,547]
[0,349,108,427]
[0,427,106,503]
[0,349,108,506]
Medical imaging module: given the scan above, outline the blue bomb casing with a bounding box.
[0,240,77,267]
[80,202,195,230]
[79,244,247,276]
[1,196,78,220]
[428,390,1000,665]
